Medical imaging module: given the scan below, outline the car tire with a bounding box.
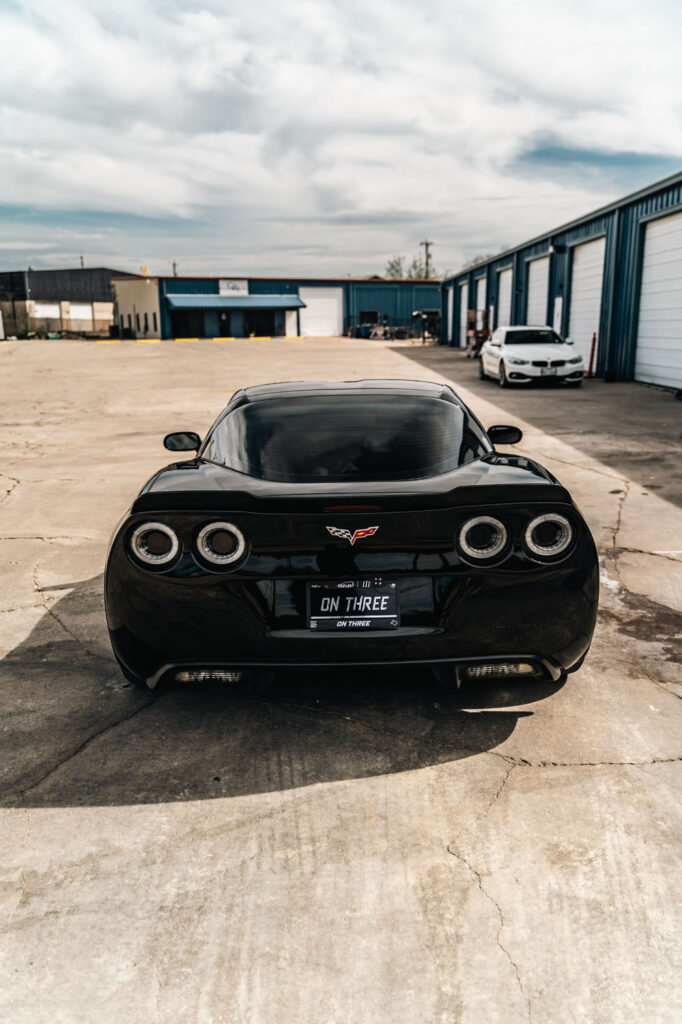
[478,359,487,380]
[498,362,508,388]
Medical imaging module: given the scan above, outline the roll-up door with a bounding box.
[497,268,513,327]
[298,287,343,336]
[459,282,468,347]
[526,256,549,325]
[446,287,454,343]
[567,237,606,364]
[475,277,487,330]
[635,210,682,389]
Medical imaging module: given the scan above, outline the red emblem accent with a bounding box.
[326,526,379,546]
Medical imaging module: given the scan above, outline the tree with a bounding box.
[384,252,439,280]
[385,255,406,279]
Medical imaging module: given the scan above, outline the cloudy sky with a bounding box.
[1,0,681,277]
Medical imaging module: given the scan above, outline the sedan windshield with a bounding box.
[203,394,488,483]
[505,330,564,344]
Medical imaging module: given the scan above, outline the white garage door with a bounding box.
[459,282,468,348]
[635,210,682,389]
[567,237,606,365]
[298,287,343,337]
[526,256,549,325]
[475,276,487,330]
[446,286,454,343]
[497,267,513,327]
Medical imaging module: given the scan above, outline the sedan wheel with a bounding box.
[478,358,487,380]
[498,362,508,387]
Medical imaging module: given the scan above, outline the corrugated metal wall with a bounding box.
[156,277,441,338]
[440,172,682,381]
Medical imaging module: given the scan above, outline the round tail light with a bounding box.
[130,522,179,566]
[524,513,573,558]
[196,522,246,565]
[458,516,508,560]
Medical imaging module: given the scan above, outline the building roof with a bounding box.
[445,168,682,282]
[166,294,305,311]
[112,274,441,285]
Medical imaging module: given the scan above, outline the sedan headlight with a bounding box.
[130,522,180,566]
[196,521,246,565]
[568,356,583,364]
[524,514,573,558]
[458,516,508,560]
[507,357,529,365]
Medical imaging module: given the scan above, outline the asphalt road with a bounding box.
[1,337,681,1024]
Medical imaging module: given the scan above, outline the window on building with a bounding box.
[144,312,149,332]
[153,312,158,333]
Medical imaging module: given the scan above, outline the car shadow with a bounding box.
[2,574,564,809]
[393,345,682,510]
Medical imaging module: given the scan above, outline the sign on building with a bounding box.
[219,279,249,296]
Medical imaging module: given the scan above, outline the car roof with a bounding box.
[232,379,459,405]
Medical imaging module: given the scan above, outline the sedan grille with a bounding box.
[532,360,548,367]
[550,360,566,368]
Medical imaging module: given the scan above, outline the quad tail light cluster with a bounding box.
[130,510,574,569]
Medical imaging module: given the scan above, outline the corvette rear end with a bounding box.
[104,379,598,691]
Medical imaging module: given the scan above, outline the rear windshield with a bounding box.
[203,394,488,483]
[505,330,563,344]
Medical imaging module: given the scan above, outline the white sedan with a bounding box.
[479,326,585,387]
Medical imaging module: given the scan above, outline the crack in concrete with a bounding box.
[0,534,94,543]
[31,560,110,663]
[614,544,682,565]
[610,480,631,549]
[495,754,682,769]
[11,699,155,800]
[446,841,532,1021]
[0,472,20,505]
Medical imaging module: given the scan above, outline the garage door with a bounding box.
[526,256,549,325]
[497,267,513,327]
[456,280,466,348]
[298,287,343,337]
[475,276,487,330]
[567,237,606,365]
[446,286,454,343]
[635,210,682,389]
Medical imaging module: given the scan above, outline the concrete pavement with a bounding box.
[1,337,680,1024]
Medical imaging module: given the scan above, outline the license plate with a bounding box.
[541,367,557,376]
[307,579,399,631]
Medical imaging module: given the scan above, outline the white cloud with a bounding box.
[0,0,681,275]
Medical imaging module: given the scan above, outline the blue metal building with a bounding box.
[440,171,682,388]
[113,275,440,342]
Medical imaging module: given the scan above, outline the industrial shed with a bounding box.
[113,275,440,340]
[0,267,132,337]
[441,171,682,388]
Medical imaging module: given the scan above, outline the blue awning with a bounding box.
[166,294,305,310]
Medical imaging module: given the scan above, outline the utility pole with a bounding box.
[172,260,178,277]
[420,239,434,279]
[80,255,84,268]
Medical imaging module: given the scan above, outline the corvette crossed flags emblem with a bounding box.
[326,525,379,546]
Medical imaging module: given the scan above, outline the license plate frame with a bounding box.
[540,366,557,376]
[307,579,400,631]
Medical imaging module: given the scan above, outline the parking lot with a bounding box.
[1,336,681,1024]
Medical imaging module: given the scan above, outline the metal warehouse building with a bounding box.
[113,275,440,340]
[0,267,132,338]
[441,171,682,388]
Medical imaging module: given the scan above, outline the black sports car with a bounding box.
[104,379,598,691]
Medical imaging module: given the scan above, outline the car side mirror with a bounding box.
[164,431,202,452]
[488,424,523,445]
[490,340,500,347]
